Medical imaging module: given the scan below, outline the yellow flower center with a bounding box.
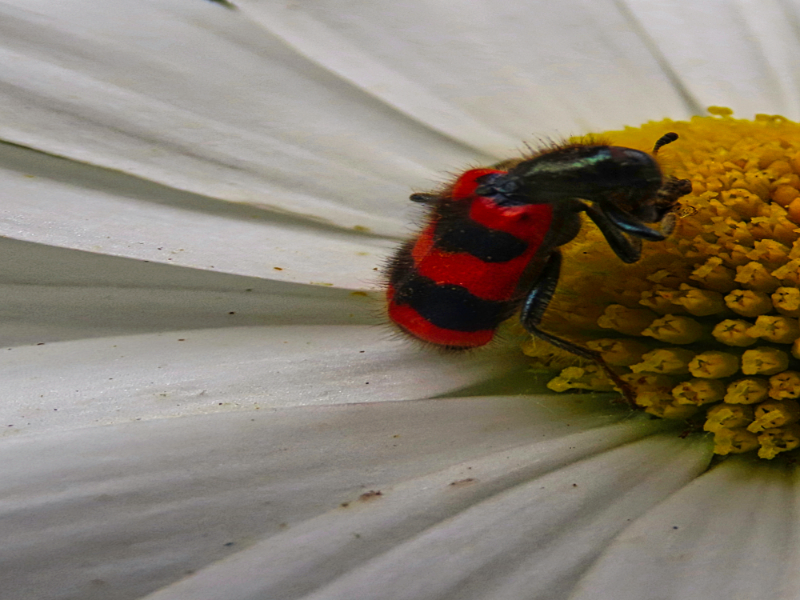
[524,108,800,460]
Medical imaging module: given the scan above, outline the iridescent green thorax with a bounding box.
[505,145,663,204]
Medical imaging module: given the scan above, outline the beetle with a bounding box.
[385,133,692,402]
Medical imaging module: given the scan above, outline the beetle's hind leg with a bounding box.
[519,250,637,407]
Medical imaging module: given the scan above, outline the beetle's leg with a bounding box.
[659,212,677,237]
[520,250,637,406]
[657,177,693,208]
[583,204,642,264]
[599,203,666,241]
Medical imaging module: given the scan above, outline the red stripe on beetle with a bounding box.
[411,221,437,263]
[408,172,552,300]
[413,244,539,301]
[451,168,504,200]
[469,196,554,242]
[387,285,495,347]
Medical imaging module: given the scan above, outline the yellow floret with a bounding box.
[533,109,800,459]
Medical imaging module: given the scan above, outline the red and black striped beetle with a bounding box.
[386,133,692,401]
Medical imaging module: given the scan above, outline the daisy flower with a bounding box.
[2,1,799,599]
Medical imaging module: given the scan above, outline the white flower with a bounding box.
[1,1,797,599]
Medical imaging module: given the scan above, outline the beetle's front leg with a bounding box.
[520,250,637,406]
[583,204,643,264]
[597,203,666,241]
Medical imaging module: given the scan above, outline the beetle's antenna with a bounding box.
[653,132,679,154]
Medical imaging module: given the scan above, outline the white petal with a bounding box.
[0,145,393,286]
[1,236,382,345]
[626,0,800,117]
[0,395,689,600]
[571,457,799,600]
[3,0,750,246]
[237,0,698,140]
[0,0,482,234]
[135,424,710,600]
[2,321,530,434]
